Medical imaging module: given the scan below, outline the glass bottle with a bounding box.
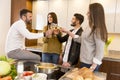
[14,61,25,80]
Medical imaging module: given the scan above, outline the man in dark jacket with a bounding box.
[57,13,84,67]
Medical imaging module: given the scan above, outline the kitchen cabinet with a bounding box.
[115,0,120,33]
[67,0,90,29]
[48,0,68,28]
[11,0,38,46]
[32,0,90,29]
[34,0,119,32]
[90,0,117,33]
[11,0,26,24]
[99,56,120,80]
[32,0,68,29]
[32,0,48,30]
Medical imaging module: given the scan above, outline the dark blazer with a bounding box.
[57,27,83,65]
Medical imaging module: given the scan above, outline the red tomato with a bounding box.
[23,71,34,76]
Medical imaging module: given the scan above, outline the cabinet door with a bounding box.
[109,73,120,80]
[48,0,68,28]
[32,1,49,30]
[11,0,26,24]
[90,0,116,33]
[115,0,120,33]
[67,0,90,29]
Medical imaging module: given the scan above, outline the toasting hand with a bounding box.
[60,27,69,33]
[53,29,60,35]
[45,29,53,38]
[62,62,71,68]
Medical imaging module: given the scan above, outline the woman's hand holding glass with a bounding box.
[53,28,60,35]
[45,29,53,38]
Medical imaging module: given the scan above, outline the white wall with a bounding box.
[0,0,11,55]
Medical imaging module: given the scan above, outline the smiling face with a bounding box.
[48,14,53,24]
[47,12,58,26]
[24,12,32,24]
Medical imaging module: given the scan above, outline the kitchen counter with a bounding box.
[26,45,120,61]
[100,50,120,80]
[104,50,120,62]
[26,46,120,80]
[26,45,43,52]
[26,45,43,59]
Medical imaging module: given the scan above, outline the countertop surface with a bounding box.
[104,50,120,62]
[26,45,43,52]
[26,45,120,62]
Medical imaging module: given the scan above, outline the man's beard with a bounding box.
[25,19,32,24]
[71,22,76,27]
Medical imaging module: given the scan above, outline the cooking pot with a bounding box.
[34,62,59,74]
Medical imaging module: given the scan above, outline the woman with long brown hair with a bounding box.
[42,12,62,64]
[62,3,108,71]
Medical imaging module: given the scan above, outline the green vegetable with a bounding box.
[0,55,7,61]
[7,64,17,79]
[0,61,11,76]
[0,55,17,79]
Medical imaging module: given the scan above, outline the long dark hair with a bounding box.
[47,12,58,26]
[89,3,108,42]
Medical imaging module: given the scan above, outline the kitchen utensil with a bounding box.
[34,62,59,74]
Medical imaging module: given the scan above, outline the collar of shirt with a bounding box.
[19,19,26,27]
[63,26,81,62]
[72,26,81,33]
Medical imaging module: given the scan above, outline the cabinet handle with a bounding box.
[111,73,120,76]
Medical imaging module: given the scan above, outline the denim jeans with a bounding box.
[80,62,100,71]
[42,53,59,64]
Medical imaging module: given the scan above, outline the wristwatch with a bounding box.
[90,66,95,70]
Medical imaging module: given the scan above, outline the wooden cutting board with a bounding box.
[59,68,107,80]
